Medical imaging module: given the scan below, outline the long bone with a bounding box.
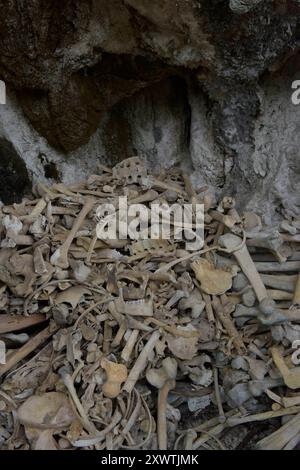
[50,198,95,269]
[219,233,268,302]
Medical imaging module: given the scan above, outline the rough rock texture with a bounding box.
[0,0,300,220]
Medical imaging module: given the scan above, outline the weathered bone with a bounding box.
[293,271,300,306]
[255,261,300,273]
[219,233,268,302]
[50,198,95,269]
[271,347,300,390]
[246,230,286,263]
[261,274,297,293]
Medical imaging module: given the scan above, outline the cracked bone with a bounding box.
[219,233,268,302]
[178,290,206,318]
[50,198,95,269]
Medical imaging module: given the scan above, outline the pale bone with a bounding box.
[128,190,159,205]
[281,234,300,243]
[246,230,285,262]
[209,210,240,230]
[248,378,284,397]
[114,295,153,317]
[283,431,300,450]
[178,290,206,318]
[8,253,36,297]
[255,261,300,273]
[146,358,177,450]
[33,246,47,275]
[118,270,176,284]
[212,295,246,354]
[20,199,47,222]
[261,274,297,293]
[50,198,95,269]
[0,325,57,378]
[146,176,185,195]
[282,395,300,408]
[256,412,300,450]
[293,271,300,306]
[202,293,215,323]
[59,368,97,434]
[219,233,268,302]
[227,405,300,427]
[280,220,297,235]
[166,290,186,309]
[100,358,128,399]
[271,347,300,390]
[121,329,139,362]
[123,330,161,394]
[213,368,226,424]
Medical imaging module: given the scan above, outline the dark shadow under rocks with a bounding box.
[0,139,31,204]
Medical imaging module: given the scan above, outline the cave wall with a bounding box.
[0,0,300,221]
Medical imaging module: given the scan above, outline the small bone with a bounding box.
[212,295,246,354]
[114,296,153,317]
[50,198,95,269]
[129,190,159,205]
[219,233,268,302]
[178,290,206,318]
[33,246,47,275]
[121,329,139,362]
[213,368,226,424]
[258,298,289,325]
[266,289,293,301]
[248,378,284,397]
[271,347,300,390]
[234,302,300,325]
[209,210,240,230]
[166,290,186,309]
[293,271,300,306]
[100,358,128,399]
[282,395,300,408]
